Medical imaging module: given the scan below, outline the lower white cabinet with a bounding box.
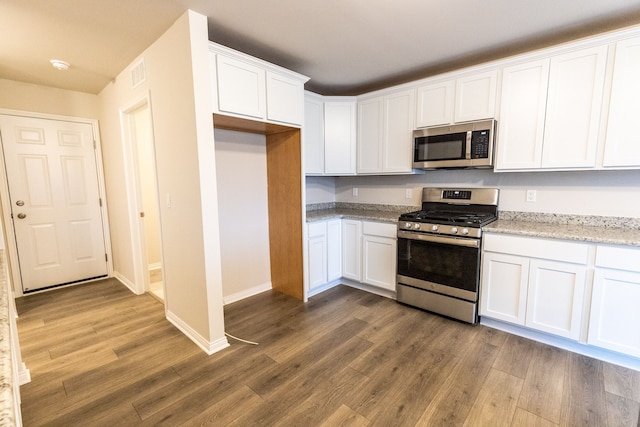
[307,220,342,293]
[588,245,640,357]
[481,234,588,340]
[342,220,362,281]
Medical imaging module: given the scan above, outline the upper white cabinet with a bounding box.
[357,89,416,174]
[209,42,308,126]
[303,92,325,174]
[496,46,608,171]
[603,36,640,168]
[416,70,497,127]
[588,245,640,357]
[324,99,357,175]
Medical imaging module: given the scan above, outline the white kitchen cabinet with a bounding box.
[342,219,362,281]
[215,54,266,120]
[324,99,357,175]
[481,234,588,340]
[307,219,342,294]
[266,71,304,125]
[495,45,608,171]
[209,43,308,126]
[361,221,397,291]
[357,89,415,174]
[542,45,608,168]
[416,70,497,128]
[603,36,640,168]
[496,59,549,170]
[303,92,325,174]
[588,245,640,357]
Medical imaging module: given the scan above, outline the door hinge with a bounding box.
[99,198,102,207]
[105,253,108,262]
[93,140,97,149]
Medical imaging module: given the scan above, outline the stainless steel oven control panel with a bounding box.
[398,221,482,238]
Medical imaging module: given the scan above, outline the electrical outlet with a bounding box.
[405,188,413,199]
[526,189,537,202]
[352,187,358,197]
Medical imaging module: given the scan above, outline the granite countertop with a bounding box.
[0,251,17,426]
[306,203,416,224]
[486,212,640,247]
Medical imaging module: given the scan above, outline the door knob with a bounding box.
[16,200,24,206]
[17,213,26,219]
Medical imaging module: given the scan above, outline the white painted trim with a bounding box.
[481,316,640,372]
[113,271,141,295]
[166,309,230,355]
[17,362,30,386]
[339,278,397,300]
[223,281,272,305]
[306,279,341,299]
[0,109,113,297]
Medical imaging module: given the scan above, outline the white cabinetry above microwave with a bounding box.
[209,42,309,126]
[416,70,497,128]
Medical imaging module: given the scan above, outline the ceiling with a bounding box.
[3,1,640,96]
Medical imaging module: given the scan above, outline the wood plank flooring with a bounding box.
[15,278,640,426]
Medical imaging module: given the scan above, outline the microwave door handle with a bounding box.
[465,131,472,159]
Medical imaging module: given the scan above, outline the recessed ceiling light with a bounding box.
[50,59,70,71]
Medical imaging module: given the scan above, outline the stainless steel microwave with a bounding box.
[413,119,496,169]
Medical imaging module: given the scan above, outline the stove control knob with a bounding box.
[461,228,469,235]
[414,223,421,230]
[451,227,458,234]
[404,222,412,229]
[431,225,438,231]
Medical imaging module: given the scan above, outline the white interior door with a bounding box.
[0,114,108,292]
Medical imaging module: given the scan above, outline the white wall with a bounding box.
[214,129,272,301]
[305,176,336,204]
[329,169,640,218]
[98,10,226,351]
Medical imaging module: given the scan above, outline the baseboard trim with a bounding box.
[339,279,397,300]
[223,282,272,305]
[307,279,342,298]
[112,271,142,295]
[481,317,640,371]
[166,310,229,355]
[18,362,30,386]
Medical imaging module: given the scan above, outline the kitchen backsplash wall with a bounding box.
[307,169,640,218]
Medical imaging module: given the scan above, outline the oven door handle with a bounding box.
[397,230,480,248]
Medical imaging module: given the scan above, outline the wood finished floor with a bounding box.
[16,278,640,426]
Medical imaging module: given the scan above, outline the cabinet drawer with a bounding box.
[483,233,589,264]
[362,221,397,238]
[307,221,326,238]
[596,245,640,272]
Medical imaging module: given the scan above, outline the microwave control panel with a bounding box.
[470,130,490,159]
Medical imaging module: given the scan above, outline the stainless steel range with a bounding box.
[396,187,499,324]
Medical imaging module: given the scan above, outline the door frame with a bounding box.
[119,93,165,298]
[0,109,113,297]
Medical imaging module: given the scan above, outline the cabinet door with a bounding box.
[603,36,640,168]
[324,101,357,174]
[588,268,640,358]
[342,220,362,281]
[357,97,384,173]
[307,223,328,291]
[303,94,325,174]
[526,260,586,340]
[216,54,266,119]
[416,80,454,127]
[542,46,608,168]
[454,70,498,123]
[496,59,549,170]
[326,220,342,281]
[362,235,397,291]
[480,252,529,325]
[383,89,415,173]
[266,71,303,125]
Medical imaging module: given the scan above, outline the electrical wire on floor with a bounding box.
[225,332,259,345]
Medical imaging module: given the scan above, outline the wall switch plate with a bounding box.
[352,187,358,197]
[526,189,537,202]
[405,188,413,199]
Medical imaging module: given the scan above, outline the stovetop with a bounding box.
[399,210,497,227]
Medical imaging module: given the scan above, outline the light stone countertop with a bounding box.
[486,212,640,247]
[306,202,416,224]
[0,251,17,426]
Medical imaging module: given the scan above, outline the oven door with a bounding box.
[396,230,481,302]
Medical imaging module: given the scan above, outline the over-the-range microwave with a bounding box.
[413,119,496,169]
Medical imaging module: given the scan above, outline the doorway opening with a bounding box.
[121,96,164,301]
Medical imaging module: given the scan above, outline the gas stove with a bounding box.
[398,188,499,239]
